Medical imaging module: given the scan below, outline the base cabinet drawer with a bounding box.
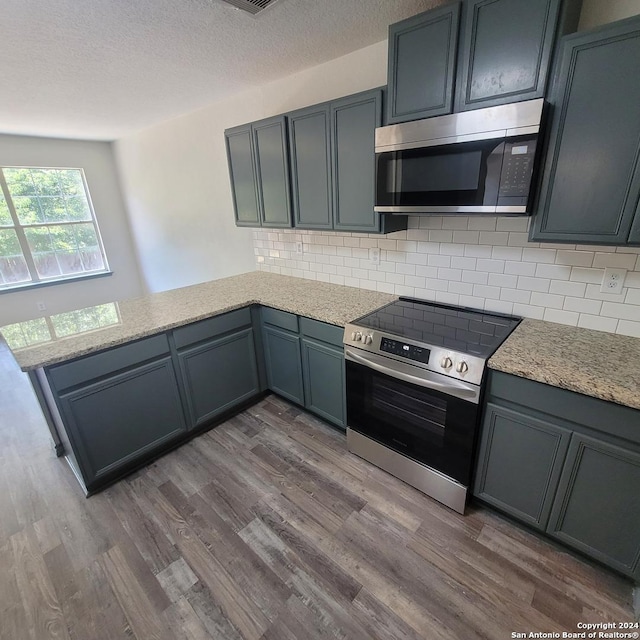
[302,337,345,428]
[474,403,570,530]
[58,357,187,490]
[547,434,640,580]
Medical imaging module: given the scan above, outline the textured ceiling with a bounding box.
[1,0,439,140]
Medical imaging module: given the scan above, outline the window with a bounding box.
[0,167,109,289]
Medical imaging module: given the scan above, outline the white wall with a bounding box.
[113,41,388,294]
[0,134,143,326]
[579,0,640,30]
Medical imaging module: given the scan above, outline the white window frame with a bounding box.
[0,166,110,291]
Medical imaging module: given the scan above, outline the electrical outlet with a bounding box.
[369,247,381,266]
[37,301,46,311]
[600,268,627,294]
[295,241,303,256]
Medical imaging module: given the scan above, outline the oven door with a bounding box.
[345,348,480,487]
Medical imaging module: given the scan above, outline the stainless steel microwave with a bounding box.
[375,99,544,215]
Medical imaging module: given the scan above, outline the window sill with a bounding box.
[0,271,114,295]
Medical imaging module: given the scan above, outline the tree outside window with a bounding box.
[0,167,108,289]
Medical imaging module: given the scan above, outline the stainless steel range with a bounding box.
[343,297,520,514]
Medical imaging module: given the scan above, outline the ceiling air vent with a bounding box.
[218,0,278,15]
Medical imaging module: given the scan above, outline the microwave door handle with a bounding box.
[344,348,479,404]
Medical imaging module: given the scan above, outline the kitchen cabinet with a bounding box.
[41,308,264,493]
[548,434,640,580]
[300,317,345,428]
[289,89,407,234]
[262,309,346,429]
[288,104,333,230]
[386,3,461,123]
[225,124,260,226]
[530,15,640,245]
[455,0,567,112]
[475,403,570,530]
[476,370,640,580]
[225,116,292,228]
[262,308,305,405]
[47,335,188,492]
[387,0,581,124]
[174,309,261,429]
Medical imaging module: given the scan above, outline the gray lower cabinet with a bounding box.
[262,310,345,429]
[476,370,640,580]
[48,335,188,492]
[530,15,640,245]
[300,317,346,429]
[548,435,640,580]
[474,403,570,530]
[262,324,305,405]
[176,328,260,429]
[386,3,461,123]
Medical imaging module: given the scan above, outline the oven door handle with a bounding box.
[344,348,480,404]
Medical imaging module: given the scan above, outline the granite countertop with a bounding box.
[489,318,640,411]
[1,271,396,372]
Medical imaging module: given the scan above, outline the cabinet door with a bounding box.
[387,3,461,124]
[331,90,382,233]
[59,358,187,490]
[474,403,570,530]
[177,328,260,429]
[627,200,640,245]
[455,0,562,111]
[530,17,640,244]
[301,338,345,429]
[263,326,304,405]
[252,116,292,228]
[225,124,260,227]
[288,105,333,229]
[548,434,640,580]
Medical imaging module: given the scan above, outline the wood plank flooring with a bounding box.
[0,341,635,639]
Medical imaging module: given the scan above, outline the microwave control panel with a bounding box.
[498,139,538,201]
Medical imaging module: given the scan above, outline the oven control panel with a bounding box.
[380,337,431,364]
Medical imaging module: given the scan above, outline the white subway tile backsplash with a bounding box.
[563,297,602,315]
[556,250,594,267]
[593,252,637,270]
[488,273,518,288]
[530,292,564,309]
[522,248,557,263]
[535,263,571,280]
[476,259,505,273]
[479,231,510,246]
[255,216,640,337]
[617,320,640,338]
[543,309,579,325]
[517,276,550,293]
[578,314,618,332]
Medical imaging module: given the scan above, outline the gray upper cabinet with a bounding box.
[530,16,640,245]
[331,90,382,233]
[387,3,461,124]
[288,104,333,230]
[548,434,640,580]
[252,116,293,228]
[225,124,260,227]
[226,117,292,228]
[455,0,564,111]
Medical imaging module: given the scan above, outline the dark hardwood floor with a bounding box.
[0,341,634,639]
